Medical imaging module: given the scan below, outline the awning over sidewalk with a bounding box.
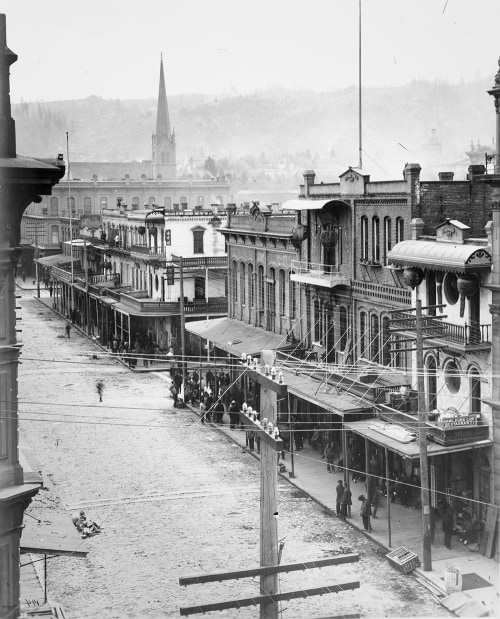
[21,511,89,557]
[34,254,78,267]
[284,369,370,417]
[185,317,290,356]
[113,302,167,318]
[344,418,492,459]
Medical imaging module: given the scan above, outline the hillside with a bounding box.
[12,79,495,181]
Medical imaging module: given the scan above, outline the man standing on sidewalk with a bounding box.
[341,482,352,519]
[335,479,344,517]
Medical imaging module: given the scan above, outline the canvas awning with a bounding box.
[388,240,492,273]
[282,199,335,211]
[21,511,89,557]
[185,317,290,356]
[344,418,491,459]
[35,254,78,267]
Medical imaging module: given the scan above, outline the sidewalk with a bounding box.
[206,419,499,616]
[25,282,499,616]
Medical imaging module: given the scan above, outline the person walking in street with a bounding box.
[324,441,335,473]
[359,495,372,532]
[335,479,344,516]
[442,504,454,550]
[341,482,352,519]
[65,323,71,338]
[96,380,105,402]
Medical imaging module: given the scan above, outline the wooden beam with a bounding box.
[179,581,360,616]
[239,412,284,451]
[238,364,288,397]
[179,554,359,586]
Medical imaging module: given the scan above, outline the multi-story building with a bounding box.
[20,57,232,277]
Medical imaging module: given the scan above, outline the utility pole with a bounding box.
[179,256,186,386]
[415,297,432,571]
[35,222,40,299]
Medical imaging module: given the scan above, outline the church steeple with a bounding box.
[152,54,176,180]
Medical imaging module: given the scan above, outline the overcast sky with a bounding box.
[2,0,500,102]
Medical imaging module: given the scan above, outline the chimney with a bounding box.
[467,164,486,179]
[438,171,454,181]
[303,169,316,197]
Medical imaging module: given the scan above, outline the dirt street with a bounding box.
[17,292,449,618]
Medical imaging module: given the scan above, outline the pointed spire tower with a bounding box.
[152,54,176,179]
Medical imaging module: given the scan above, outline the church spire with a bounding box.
[152,54,176,180]
[156,54,171,141]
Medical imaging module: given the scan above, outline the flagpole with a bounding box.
[358,0,362,171]
[66,131,74,314]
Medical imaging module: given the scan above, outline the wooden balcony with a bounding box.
[117,293,227,317]
[130,244,166,259]
[377,403,490,446]
[170,254,227,270]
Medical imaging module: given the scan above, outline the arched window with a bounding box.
[279,269,285,315]
[83,197,92,214]
[314,298,321,342]
[289,277,297,319]
[396,217,404,244]
[258,265,265,311]
[50,224,59,244]
[470,367,481,414]
[426,356,438,411]
[216,195,223,205]
[268,268,276,316]
[100,197,108,210]
[230,260,238,308]
[383,217,392,265]
[163,196,172,209]
[382,316,391,366]
[50,197,58,216]
[339,306,348,351]
[180,196,188,209]
[360,216,368,261]
[359,311,368,358]
[372,216,380,263]
[370,313,380,363]
[67,196,75,213]
[239,262,246,305]
[248,263,254,307]
[148,196,157,206]
[132,197,140,210]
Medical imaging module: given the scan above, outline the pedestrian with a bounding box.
[359,495,372,532]
[341,482,352,519]
[371,487,381,518]
[335,479,344,516]
[324,442,335,473]
[49,282,53,297]
[213,400,224,425]
[65,323,71,338]
[248,430,256,451]
[229,400,239,429]
[442,504,454,550]
[205,368,214,391]
[96,380,105,402]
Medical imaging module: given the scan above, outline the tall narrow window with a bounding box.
[360,216,368,260]
[360,311,367,358]
[427,356,438,411]
[163,196,172,209]
[396,217,404,244]
[470,368,481,414]
[50,197,58,216]
[372,216,380,263]
[193,229,204,253]
[248,263,254,307]
[339,306,348,351]
[279,269,285,315]
[83,197,92,214]
[67,196,75,213]
[165,229,171,245]
[383,217,392,265]
[132,197,140,210]
[314,298,321,342]
[50,225,59,244]
[370,314,380,363]
[258,265,264,311]
[289,278,297,319]
[382,316,391,366]
[180,196,188,209]
[268,268,276,316]
[194,276,205,300]
[240,262,246,305]
[230,260,238,308]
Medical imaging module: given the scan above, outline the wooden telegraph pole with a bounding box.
[179,355,360,616]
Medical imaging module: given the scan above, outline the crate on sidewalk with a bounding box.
[386,546,421,574]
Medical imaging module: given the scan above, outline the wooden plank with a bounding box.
[179,554,360,585]
[480,505,498,558]
[179,581,360,616]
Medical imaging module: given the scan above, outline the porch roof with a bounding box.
[185,317,289,356]
[344,418,491,459]
[388,240,491,273]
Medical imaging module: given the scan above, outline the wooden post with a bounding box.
[385,447,391,547]
[179,256,186,385]
[260,426,278,619]
[416,297,432,571]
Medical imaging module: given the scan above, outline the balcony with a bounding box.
[117,293,227,317]
[171,254,227,270]
[392,315,491,353]
[377,403,490,446]
[130,244,167,260]
[290,260,350,289]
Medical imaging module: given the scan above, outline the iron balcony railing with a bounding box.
[393,315,491,346]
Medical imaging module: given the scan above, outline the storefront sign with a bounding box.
[439,415,477,428]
